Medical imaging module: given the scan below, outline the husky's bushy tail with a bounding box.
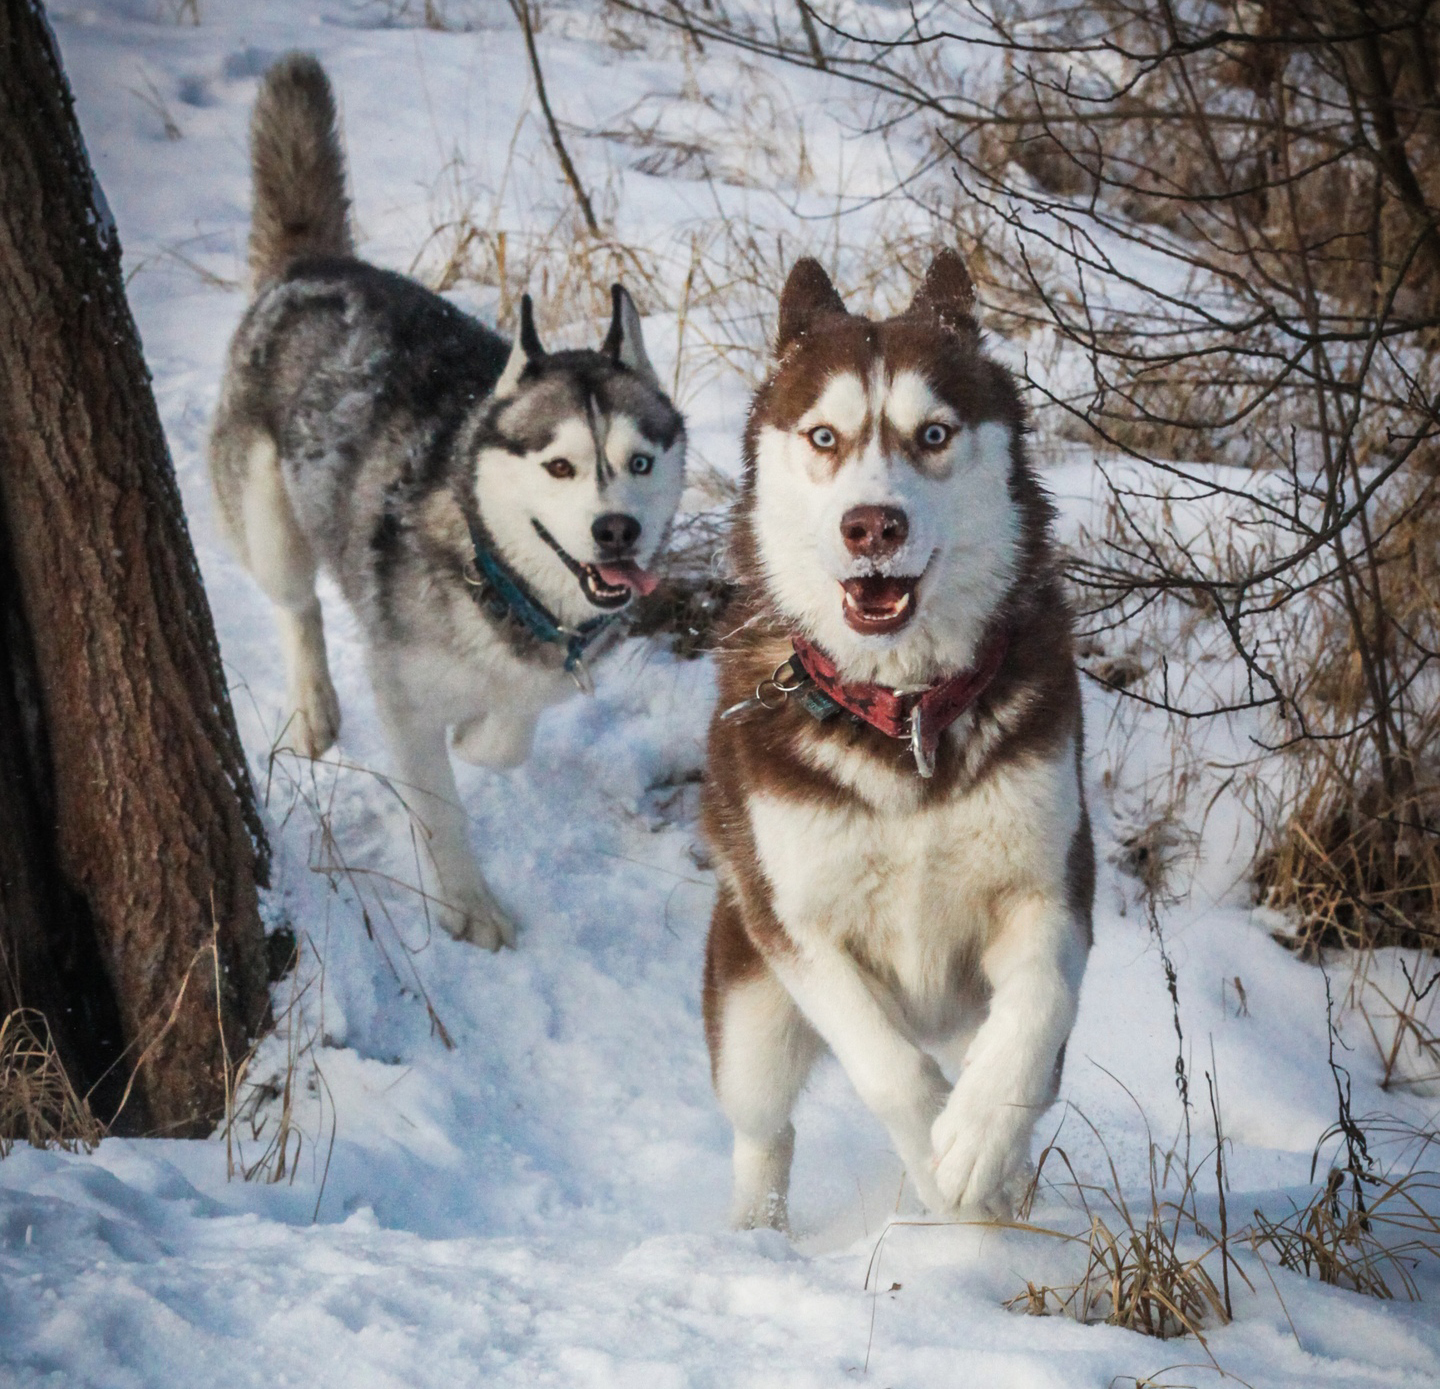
[248,53,352,288]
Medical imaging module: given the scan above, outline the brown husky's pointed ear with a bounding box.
[495,293,545,398]
[777,258,847,352]
[906,250,978,336]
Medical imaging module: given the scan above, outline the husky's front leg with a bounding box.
[930,895,1088,1214]
[375,685,516,950]
[770,943,952,1212]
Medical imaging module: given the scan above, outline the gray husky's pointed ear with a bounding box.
[905,250,978,337]
[495,293,545,399]
[601,284,658,386]
[777,258,847,353]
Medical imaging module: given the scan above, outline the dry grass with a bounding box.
[1352,951,1440,1093]
[1248,1100,1440,1302]
[1006,1210,1230,1341]
[217,934,334,1192]
[1250,1161,1440,1301]
[1249,474,1440,956]
[1249,979,1440,1299]
[0,1010,104,1157]
[1003,1107,1239,1348]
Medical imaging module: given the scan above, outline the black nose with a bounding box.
[592,512,641,554]
[840,505,909,560]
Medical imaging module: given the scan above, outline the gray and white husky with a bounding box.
[210,55,686,949]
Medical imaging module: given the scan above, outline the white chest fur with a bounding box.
[747,739,1080,1029]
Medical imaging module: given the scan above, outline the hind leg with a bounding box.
[705,891,821,1230]
[234,433,340,757]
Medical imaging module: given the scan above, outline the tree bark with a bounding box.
[0,0,270,1136]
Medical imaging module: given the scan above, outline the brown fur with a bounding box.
[701,253,1093,1129]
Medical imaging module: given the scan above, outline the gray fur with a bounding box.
[247,51,352,287]
[211,56,686,949]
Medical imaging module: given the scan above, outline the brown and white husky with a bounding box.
[700,253,1094,1228]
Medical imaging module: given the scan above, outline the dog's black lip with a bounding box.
[531,518,635,611]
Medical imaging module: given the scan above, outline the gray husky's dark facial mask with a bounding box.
[472,288,686,625]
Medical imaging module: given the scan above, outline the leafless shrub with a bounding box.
[613,2,1440,955]
[1353,949,1440,1090]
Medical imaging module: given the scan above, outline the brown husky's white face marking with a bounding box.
[753,362,1019,688]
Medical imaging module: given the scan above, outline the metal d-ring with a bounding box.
[720,657,811,721]
[758,657,807,707]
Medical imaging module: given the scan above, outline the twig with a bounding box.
[508,0,600,236]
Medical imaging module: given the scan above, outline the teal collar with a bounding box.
[460,512,615,686]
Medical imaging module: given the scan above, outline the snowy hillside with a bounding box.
[2,2,1438,1384]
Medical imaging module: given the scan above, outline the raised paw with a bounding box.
[930,1093,1027,1218]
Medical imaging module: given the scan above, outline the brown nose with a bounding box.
[840,505,909,560]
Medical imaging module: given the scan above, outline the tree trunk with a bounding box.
[0,0,270,1137]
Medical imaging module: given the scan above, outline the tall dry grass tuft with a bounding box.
[0,1010,103,1156]
[1251,476,1440,954]
[1250,1159,1440,1300]
[1002,1099,1240,1350]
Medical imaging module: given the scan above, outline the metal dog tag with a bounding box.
[569,656,595,696]
[910,705,937,778]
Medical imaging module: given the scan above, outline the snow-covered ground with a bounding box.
[3,2,1439,1383]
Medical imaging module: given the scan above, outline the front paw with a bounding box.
[931,1093,1027,1217]
[279,679,341,759]
[437,885,517,951]
[450,714,533,769]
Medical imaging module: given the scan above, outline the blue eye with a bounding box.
[921,423,952,449]
[808,426,837,450]
[629,454,654,476]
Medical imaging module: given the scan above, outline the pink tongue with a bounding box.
[596,561,659,597]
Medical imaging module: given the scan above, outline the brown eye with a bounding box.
[808,426,837,451]
[543,458,576,479]
[920,422,952,449]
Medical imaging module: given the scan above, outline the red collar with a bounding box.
[790,628,1010,776]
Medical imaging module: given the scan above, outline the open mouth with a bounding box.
[578,561,659,609]
[533,520,659,611]
[841,574,920,635]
